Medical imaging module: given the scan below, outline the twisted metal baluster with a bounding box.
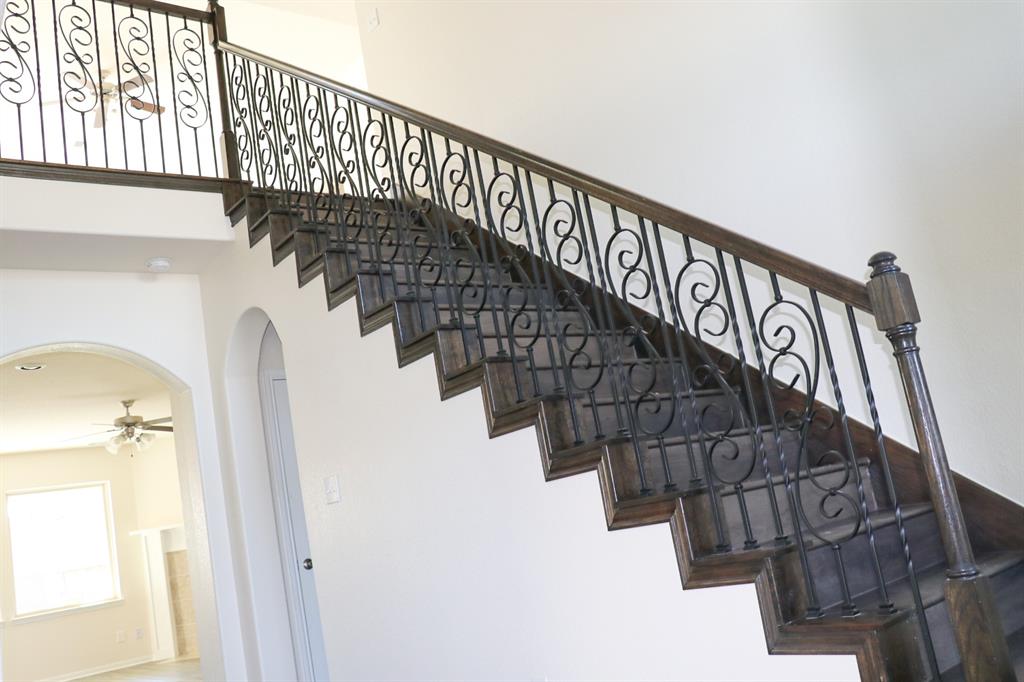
[811,289,894,614]
[144,8,163,172]
[847,305,940,675]
[164,10,183,173]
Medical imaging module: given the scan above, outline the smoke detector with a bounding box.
[145,257,173,273]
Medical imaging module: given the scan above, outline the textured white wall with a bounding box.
[0,269,246,681]
[352,0,1024,504]
[198,215,859,680]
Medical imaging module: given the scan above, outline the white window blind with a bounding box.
[7,483,121,616]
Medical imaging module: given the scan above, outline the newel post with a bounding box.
[867,252,1014,682]
[207,0,240,181]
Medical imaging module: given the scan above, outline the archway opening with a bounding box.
[0,348,205,682]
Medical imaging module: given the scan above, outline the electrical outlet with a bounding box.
[135,627,144,640]
[115,630,126,643]
[367,7,381,31]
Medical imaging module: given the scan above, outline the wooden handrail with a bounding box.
[215,39,872,312]
[107,0,213,22]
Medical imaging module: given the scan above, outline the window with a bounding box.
[6,483,121,616]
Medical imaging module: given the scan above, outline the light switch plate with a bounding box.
[324,475,341,505]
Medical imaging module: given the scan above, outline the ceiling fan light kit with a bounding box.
[94,399,173,457]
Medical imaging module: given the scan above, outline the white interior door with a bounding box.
[259,326,330,682]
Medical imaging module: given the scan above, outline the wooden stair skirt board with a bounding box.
[222,183,1024,682]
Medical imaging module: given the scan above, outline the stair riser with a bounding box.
[925,560,1024,674]
[794,509,945,617]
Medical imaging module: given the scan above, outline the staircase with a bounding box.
[1,0,1022,679]
[216,178,1024,680]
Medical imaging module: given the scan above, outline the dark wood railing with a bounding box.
[0,1,1014,678]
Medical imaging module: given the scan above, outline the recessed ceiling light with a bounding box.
[15,363,46,372]
[145,257,173,273]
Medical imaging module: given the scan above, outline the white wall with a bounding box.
[198,213,858,680]
[352,0,1024,504]
[0,447,152,682]
[0,269,246,681]
[222,0,367,89]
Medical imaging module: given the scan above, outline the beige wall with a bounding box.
[0,440,185,681]
[223,0,366,89]
[132,438,185,532]
[1,447,149,682]
[352,0,1024,504]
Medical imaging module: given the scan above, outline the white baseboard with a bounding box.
[44,654,155,682]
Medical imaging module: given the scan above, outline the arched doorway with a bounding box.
[222,309,328,681]
[0,345,214,682]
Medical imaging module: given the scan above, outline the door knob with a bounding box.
[303,558,313,570]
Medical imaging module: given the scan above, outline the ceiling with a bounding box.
[0,352,172,455]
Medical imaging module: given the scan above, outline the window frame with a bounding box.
[4,480,124,620]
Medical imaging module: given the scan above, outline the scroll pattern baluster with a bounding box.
[0,0,222,176]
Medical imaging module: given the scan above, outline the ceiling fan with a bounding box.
[43,68,166,130]
[64,399,173,456]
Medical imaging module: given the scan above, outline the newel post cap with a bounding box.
[866,251,920,331]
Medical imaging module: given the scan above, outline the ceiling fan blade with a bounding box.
[120,73,155,91]
[140,425,173,433]
[133,100,166,115]
[57,428,118,443]
[141,416,172,426]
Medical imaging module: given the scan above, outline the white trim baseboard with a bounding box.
[43,654,155,682]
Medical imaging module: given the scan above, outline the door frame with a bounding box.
[257,366,328,682]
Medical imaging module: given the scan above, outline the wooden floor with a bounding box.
[74,658,201,681]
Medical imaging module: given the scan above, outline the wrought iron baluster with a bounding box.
[510,164,565,396]
[810,288,893,615]
[847,304,940,676]
[163,10,183,172]
[522,170,586,447]
[90,0,108,166]
[196,12,215,175]
[1,0,39,159]
[714,248,776,549]
[144,8,162,171]
[733,259,822,608]
[51,0,67,162]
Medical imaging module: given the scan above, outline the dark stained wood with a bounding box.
[110,0,213,22]
[208,1,240,181]
[945,576,1016,681]
[0,159,226,193]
